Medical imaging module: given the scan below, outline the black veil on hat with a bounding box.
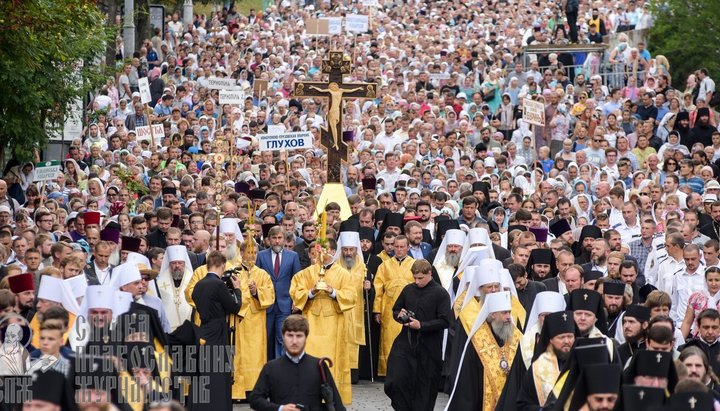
[433,218,460,248]
[526,248,558,280]
[622,350,678,394]
[533,310,578,361]
[567,364,623,411]
[567,289,608,335]
[617,385,665,411]
[547,341,611,411]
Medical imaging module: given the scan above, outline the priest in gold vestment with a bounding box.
[290,238,356,405]
[446,291,522,411]
[335,231,366,376]
[185,235,274,400]
[372,235,415,376]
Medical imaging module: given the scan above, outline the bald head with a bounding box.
[193,230,211,253]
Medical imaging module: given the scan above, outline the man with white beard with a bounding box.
[335,230,367,382]
[149,244,194,331]
[446,291,522,410]
[432,229,465,292]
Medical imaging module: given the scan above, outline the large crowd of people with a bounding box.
[1,0,720,409]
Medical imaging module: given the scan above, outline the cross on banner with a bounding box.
[293,51,377,183]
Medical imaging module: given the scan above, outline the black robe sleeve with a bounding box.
[446,324,484,409]
[516,364,543,411]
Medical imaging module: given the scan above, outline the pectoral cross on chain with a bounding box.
[293,51,377,183]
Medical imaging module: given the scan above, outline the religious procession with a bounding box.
[1,0,719,409]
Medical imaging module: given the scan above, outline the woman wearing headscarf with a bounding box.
[657,131,690,159]
[64,158,88,191]
[570,194,593,222]
[86,178,107,211]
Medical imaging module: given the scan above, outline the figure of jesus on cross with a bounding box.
[293,51,377,183]
[307,83,365,150]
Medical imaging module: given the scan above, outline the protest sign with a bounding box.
[34,161,61,182]
[138,78,152,104]
[522,98,546,126]
[135,124,166,142]
[219,90,244,105]
[346,15,369,33]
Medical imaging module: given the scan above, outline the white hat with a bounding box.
[0,205,10,215]
[483,157,496,168]
[460,228,495,267]
[334,231,362,262]
[453,266,480,306]
[524,291,566,336]
[113,291,134,319]
[462,259,503,311]
[457,244,492,276]
[110,262,142,289]
[84,285,115,311]
[219,217,243,240]
[704,193,718,203]
[159,245,192,280]
[65,275,88,300]
[706,180,720,190]
[433,229,467,286]
[38,275,80,315]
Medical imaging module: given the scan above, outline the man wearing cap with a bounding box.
[24,368,78,410]
[514,311,576,410]
[335,230,367,383]
[290,238,355,404]
[446,291,522,410]
[623,349,678,393]
[567,289,617,360]
[9,273,35,321]
[151,244,194,331]
[603,281,627,337]
[359,226,382,380]
[617,304,651,364]
[567,364,623,411]
[526,248,557,281]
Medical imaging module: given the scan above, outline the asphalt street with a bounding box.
[233,381,450,410]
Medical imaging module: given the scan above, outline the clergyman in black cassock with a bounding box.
[383,268,451,411]
[359,227,382,381]
[191,267,242,411]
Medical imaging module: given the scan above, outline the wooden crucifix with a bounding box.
[293,51,377,183]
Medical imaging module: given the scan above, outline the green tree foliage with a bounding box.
[0,0,112,161]
[649,0,720,85]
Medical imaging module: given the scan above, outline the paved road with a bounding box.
[233,381,450,410]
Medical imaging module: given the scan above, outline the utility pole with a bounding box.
[183,0,193,27]
[123,0,135,59]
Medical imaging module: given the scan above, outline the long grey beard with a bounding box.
[491,320,514,343]
[344,257,355,269]
[445,252,460,267]
[172,270,184,281]
[226,244,238,261]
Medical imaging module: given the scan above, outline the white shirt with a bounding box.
[377,168,402,190]
[671,265,706,323]
[615,220,641,245]
[95,262,111,285]
[656,255,686,295]
[645,234,668,286]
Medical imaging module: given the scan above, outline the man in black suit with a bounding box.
[192,251,242,411]
[145,207,173,249]
[250,315,345,411]
[294,221,318,270]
